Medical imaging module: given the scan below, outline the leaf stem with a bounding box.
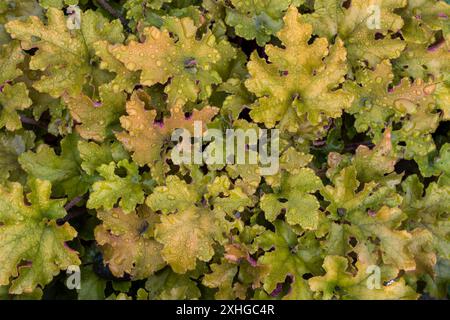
[20,115,47,130]
[64,195,85,211]
[96,0,129,30]
[343,141,374,151]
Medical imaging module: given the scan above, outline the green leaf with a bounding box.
[224,0,299,46]
[94,40,140,94]
[321,165,402,219]
[146,175,200,214]
[64,85,126,142]
[155,206,226,273]
[0,130,35,182]
[19,134,90,199]
[0,179,80,294]
[402,176,450,259]
[0,40,24,84]
[145,268,201,300]
[256,220,314,299]
[304,0,407,67]
[39,0,78,9]
[246,6,353,135]
[394,42,450,79]
[309,250,418,300]
[5,8,124,97]
[78,140,129,176]
[87,159,145,213]
[0,0,43,45]
[77,266,106,300]
[202,261,238,299]
[0,83,32,131]
[353,128,397,183]
[261,168,322,230]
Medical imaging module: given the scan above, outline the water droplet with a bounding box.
[151,28,160,39]
[126,62,136,70]
[394,99,416,113]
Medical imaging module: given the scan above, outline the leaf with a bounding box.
[261,168,323,230]
[94,40,140,94]
[19,134,90,199]
[256,220,314,299]
[155,206,226,273]
[347,206,416,271]
[77,266,106,300]
[345,59,396,134]
[145,268,201,300]
[398,0,450,50]
[212,187,253,216]
[0,285,43,300]
[0,130,35,182]
[0,0,43,45]
[0,83,32,131]
[394,41,450,79]
[308,251,418,300]
[78,140,129,176]
[435,143,450,180]
[64,85,126,142]
[353,128,397,183]
[202,261,238,299]
[5,8,124,97]
[87,159,145,213]
[304,0,407,67]
[321,165,402,219]
[0,179,80,294]
[111,16,232,104]
[246,6,353,135]
[206,175,253,216]
[224,0,298,46]
[146,175,200,214]
[116,91,218,170]
[279,147,313,174]
[39,0,78,9]
[0,40,24,84]
[402,176,450,259]
[95,206,165,279]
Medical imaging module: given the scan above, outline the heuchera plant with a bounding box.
[0,0,449,300]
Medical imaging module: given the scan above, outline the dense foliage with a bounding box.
[0,0,449,300]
